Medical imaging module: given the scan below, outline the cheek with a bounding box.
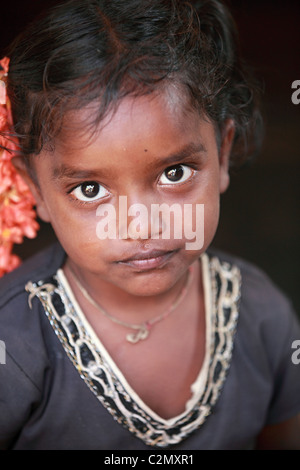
[44,197,102,255]
[192,180,221,251]
[62,217,98,247]
[187,197,219,249]
[203,199,220,243]
[53,215,112,272]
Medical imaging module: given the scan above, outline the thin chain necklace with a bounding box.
[68,265,194,344]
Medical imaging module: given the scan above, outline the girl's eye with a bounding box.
[71,182,109,202]
[159,165,193,185]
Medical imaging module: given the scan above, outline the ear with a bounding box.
[12,156,51,223]
[219,119,235,194]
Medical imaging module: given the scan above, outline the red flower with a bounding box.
[0,57,39,277]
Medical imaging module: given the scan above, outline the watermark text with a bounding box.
[291,80,300,105]
[291,340,300,365]
[0,340,6,364]
[96,197,204,250]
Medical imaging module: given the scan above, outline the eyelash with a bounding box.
[67,163,198,206]
[68,182,110,206]
[158,164,196,186]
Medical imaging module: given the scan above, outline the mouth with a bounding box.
[116,249,179,271]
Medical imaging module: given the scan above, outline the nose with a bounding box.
[118,194,163,241]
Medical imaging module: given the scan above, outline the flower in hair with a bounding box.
[0,57,39,277]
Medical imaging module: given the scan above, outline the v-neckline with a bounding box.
[57,253,212,425]
[25,252,241,447]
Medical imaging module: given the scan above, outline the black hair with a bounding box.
[2,0,262,166]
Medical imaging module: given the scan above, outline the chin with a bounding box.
[116,265,187,298]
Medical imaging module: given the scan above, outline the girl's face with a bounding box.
[18,90,234,297]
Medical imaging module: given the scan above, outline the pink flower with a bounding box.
[0,57,9,75]
[0,107,7,131]
[0,56,39,277]
[0,243,21,276]
[0,57,9,107]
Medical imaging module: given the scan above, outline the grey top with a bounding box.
[0,243,299,450]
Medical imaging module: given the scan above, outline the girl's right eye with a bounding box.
[70,182,109,203]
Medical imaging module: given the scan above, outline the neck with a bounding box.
[63,258,201,325]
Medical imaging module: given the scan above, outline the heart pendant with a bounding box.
[126,325,149,343]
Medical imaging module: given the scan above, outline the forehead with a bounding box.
[36,89,218,187]
[54,86,204,152]
[39,88,218,187]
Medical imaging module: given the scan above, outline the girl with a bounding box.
[0,0,299,450]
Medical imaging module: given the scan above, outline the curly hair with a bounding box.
[3,0,262,166]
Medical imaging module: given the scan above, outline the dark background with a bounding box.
[1,0,299,314]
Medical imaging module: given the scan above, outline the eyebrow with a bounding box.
[52,141,207,182]
[152,141,207,168]
[52,165,106,182]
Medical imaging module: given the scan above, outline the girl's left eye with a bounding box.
[70,182,109,202]
[158,165,194,185]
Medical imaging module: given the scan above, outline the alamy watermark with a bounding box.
[0,338,298,366]
[291,340,300,365]
[0,340,5,364]
[291,80,300,105]
[95,197,204,250]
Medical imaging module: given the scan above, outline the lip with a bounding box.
[116,249,178,271]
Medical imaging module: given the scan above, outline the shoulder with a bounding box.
[0,241,66,347]
[208,247,297,324]
[0,242,66,386]
[209,248,300,425]
[0,243,66,443]
[0,242,65,308]
[208,247,300,376]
